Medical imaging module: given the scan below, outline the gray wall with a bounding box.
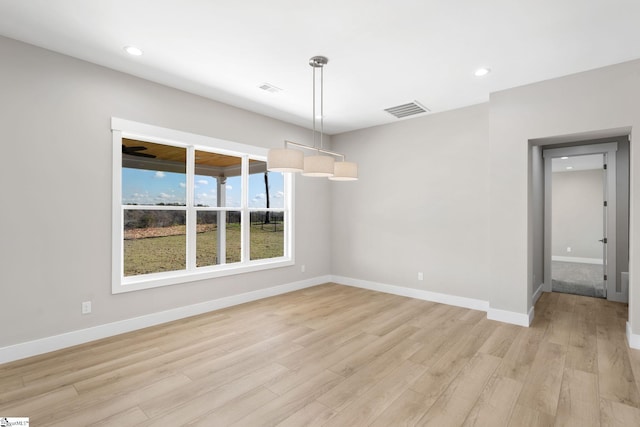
[331,104,491,301]
[552,169,604,259]
[491,60,640,332]
[333,58,640,334]
[0,36,332,348]
[617,139,631,293]
[530,146,545,295]
[3,33,640,349]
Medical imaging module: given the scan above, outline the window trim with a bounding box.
[112,118,294,294]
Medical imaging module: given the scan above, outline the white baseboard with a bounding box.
[533,283,544,304]
[332,275,535,328]
[487,306,533,327]
[552,256,603,265]
[1,274,546,364]
[0,275,330,365]
[627,322,640,350]
[331,275,489,312]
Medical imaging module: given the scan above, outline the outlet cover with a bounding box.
[82,301,92,314]
[418,272,424,281]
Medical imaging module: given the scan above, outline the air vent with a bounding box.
[384,101,430,118]
[258,82,282,93]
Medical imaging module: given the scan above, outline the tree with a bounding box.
[264,171,271,224]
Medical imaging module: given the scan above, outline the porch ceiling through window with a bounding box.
[121,138,264,177]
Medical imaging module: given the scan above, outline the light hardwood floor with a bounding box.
[2,283,640,426]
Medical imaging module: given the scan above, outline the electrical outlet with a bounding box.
[82,301,92,314]
[418,272,424,281]
[567,246,572,253]
[301,264,306,273]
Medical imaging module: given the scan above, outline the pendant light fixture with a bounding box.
[267,56,358,181]
[301,56,334,177]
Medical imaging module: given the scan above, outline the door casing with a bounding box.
[542,142,623,301]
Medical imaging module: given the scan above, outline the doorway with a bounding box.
[549,153,606,298]
[542,142,628,303]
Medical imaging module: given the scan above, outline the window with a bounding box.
[112,118,293,293]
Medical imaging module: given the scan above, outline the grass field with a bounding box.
[124,223,283,276]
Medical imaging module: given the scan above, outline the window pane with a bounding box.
[123,209,186,276]
[196,211,218,267]
[194,150,242,207]
[249,161,285,208]
[250,211,285,260]
[196,211,242,266]
[122,139,186,206]
[225,211,242,263]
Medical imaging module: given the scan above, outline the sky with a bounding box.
[122,168,285,208]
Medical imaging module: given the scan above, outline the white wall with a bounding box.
[3,34,640,353]
[616,139,631,295]
[331,104,490,302]
[332,59,640,334]
[530,146,545,297]
[552,169,604,259]
[0,36,332,348]
[490,59,640,333]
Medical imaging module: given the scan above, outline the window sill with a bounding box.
[113,257,294,294]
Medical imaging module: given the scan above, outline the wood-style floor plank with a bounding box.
[554,368,600,427]
[462,375,522,427]
[321,360,426,426]
[599,398,640,426]
[516,340,566,416]
[0,285,638,426]
[416,352,502,426]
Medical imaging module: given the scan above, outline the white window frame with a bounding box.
[112,118,294,294]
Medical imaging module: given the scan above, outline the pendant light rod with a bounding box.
[309,56,328,150]
[312,63,316,148]
[320,59,324,150]
[284,140,347,161]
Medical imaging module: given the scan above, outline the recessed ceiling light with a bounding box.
[566,166,574,170]
[561,156,569,160]
[474,67,491,77]
[124,46,143,56]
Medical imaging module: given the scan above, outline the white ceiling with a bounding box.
[1,0,640,134]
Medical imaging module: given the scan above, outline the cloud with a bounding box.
[179,182,186,188]
[254,193,266,200]
[197,179,209,185]
[274,191,284,198]
[225,196,240,208]
[195,191,217,207]
[154,171,166,178]
[158,192,171,199]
